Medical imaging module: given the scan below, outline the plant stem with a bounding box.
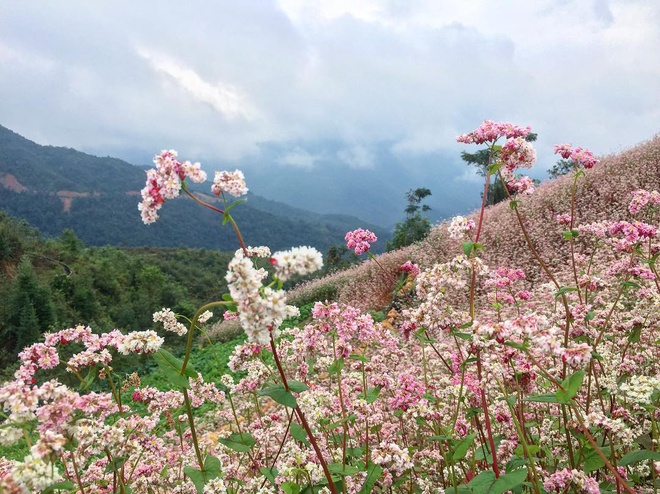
[270,334,338,493]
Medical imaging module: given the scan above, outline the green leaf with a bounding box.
[364,386,382,404]
[452,433,476,461]
[554,286,578,298]
[287,380,309,393]
[204,454,222,477]
[358,463,383,494]
[348,353,369,363]
[183,466,205,494]
[582,448,606,472]
[79,366,97,391]
[104,455,128,473]
[222,293,233,301]
[491,468,528,494]
[281,482,301,494]
[524,393,559,403]
[260,466,279,486]
[290,423,310,446]
[504,341,528,351]
[628,325,642,343]
[259,385,297,408]
[42,481,76,494]
[218,432,256,453]
[328,463,360,476]
[328,358,345,376]
[487,161,502,174]
[509,200,519,210]
[619,449,660,466]
[155,348,198,378]
[466,468,527,494]
[462,241,475,257]
[556,370,585,404]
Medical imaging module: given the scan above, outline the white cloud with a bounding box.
[276,147,322,169]
[138,48,258,121]
[337,145,375,169]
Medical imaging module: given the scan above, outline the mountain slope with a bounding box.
[0,125,389,252]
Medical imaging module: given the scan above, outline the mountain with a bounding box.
[0,125,389,253]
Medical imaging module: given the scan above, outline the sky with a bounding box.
[1,0,659,226]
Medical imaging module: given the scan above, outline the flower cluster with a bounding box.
[447,215,476,240]
[138,150,207,224]
[498,137,537,181]
[628,188,660,214]
[270,246,324,282]
[225,248,304,344]
[553,143,599,169]
[211,169,248,197]
[153,307,188,336]
[456,120,531,144]
[345,228,377,255]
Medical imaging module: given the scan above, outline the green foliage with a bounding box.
[387,187,432,251]
[548,158,575,179]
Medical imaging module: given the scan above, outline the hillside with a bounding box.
[0,125,390,252]
[282,134,660,310]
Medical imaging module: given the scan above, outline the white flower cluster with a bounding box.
[225,248,299,344]
[203,478,228,493]
[153,308,188,336]
[117,330,164,355]
[447,215,476,240]
[212,170,248,197]
[371,441,414,475]
[619,375,660,406]
[11,454,63,491]
[271,246,324,281]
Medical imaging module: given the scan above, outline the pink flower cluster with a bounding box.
[628,188,660,214]
[211,169,248,197]
[400,261,420,277]
[345,228,377,255]
[456,120,531,145]
[447,215,476,240]
[499,138,537,179]
[507,175,536,196]
[553,144,599,169]
[138,150,207,224]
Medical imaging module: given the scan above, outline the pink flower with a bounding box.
[400,261,420,277]
[211,169,248,197]
[456,120,531,145]
[553,144,599,169]
[345,228,377,255]
[507,175,536,195]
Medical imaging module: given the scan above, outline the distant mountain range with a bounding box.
[0,125,389,252]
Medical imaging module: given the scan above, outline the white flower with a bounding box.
[271,246,324,281]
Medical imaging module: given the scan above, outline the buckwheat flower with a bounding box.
[556,213,572,225]
[0,426,23,446]
[456,120,531,145]
[553,143,599,169]
[618,375,660,405]
[400,261,420,277]
[138,150,207,224]
[270,246,324,281]
[629,189,660,214]
[117,330,164,355]
[11,454,63,492]
[345,228,377,255]
[30,430,66,458]
[447,215,476,240]
[507,175,536,195]
[499,138,537,176]
[212,169,248,197]
[153,308,188,336]
[560,342,592,369]
[197,310,213,324]
[203,478,228,493]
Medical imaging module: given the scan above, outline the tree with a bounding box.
[547,159,574,179]
[387,188,432,251]
[462,133,537,206]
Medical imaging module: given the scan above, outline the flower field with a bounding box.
[1,123,659,493]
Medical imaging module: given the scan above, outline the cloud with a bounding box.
[337,145,375,169]
[138,48,258,121]
[276,146,322,169]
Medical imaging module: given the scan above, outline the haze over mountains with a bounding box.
[0,124,391,252]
